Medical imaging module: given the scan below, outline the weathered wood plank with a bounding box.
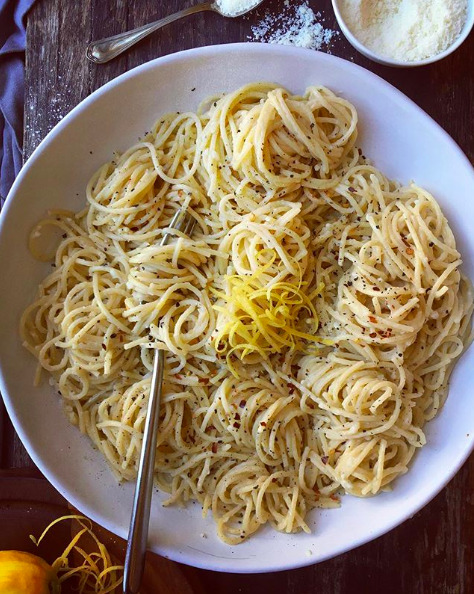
[24,0,92,159]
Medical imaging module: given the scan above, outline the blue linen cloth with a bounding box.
[0,0,36,207]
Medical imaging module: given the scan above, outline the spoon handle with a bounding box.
[87,3,215,64]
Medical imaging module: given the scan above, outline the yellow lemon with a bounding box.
[0,550,59,594]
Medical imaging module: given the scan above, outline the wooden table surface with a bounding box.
[1,1,473,592]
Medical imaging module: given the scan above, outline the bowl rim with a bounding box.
[331,0,474,67]
[1,42,474,573]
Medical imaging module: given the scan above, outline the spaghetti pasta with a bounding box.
[21,83,473,544]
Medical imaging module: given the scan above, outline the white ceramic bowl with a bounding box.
[332,0,474,67]
[1,43,474,573]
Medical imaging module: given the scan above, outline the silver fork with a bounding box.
[123,207,196,594]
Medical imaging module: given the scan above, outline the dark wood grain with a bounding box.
[3,0,473,592]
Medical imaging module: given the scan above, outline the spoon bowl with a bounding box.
[213,0,263,17]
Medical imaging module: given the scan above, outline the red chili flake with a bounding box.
[233,422,241,429]
[208,425,215,431]
[260,421,267,427]
[211,443,218,454]
[321,456,329,464]
[369,332,377,338]
[239,400,246,408]
[130,227,139,232]
[348,186,356,193]
[235,413,241,421]
[271,477,277,483]
[287,383,295,395]
[373,287,381,292]
[330,494,340,502]
[101,343,106,350]
[111,333,117,338]
[368,315,377,323]
[198,377,210,385]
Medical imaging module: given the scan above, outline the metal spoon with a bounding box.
[123,207,196,594]
[87,1,265,64]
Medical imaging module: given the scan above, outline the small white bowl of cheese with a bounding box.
[332,0,474,67]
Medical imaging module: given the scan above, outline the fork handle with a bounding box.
[87,3,215,64]
[123,349,164,594]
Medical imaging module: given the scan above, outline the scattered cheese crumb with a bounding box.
[339,0,468,62]
[306,549,313,557]
[249,2,339,51]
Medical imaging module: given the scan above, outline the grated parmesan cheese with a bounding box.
[339,0,468,62]
[216,0,260,17]
[249,1,339,51]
